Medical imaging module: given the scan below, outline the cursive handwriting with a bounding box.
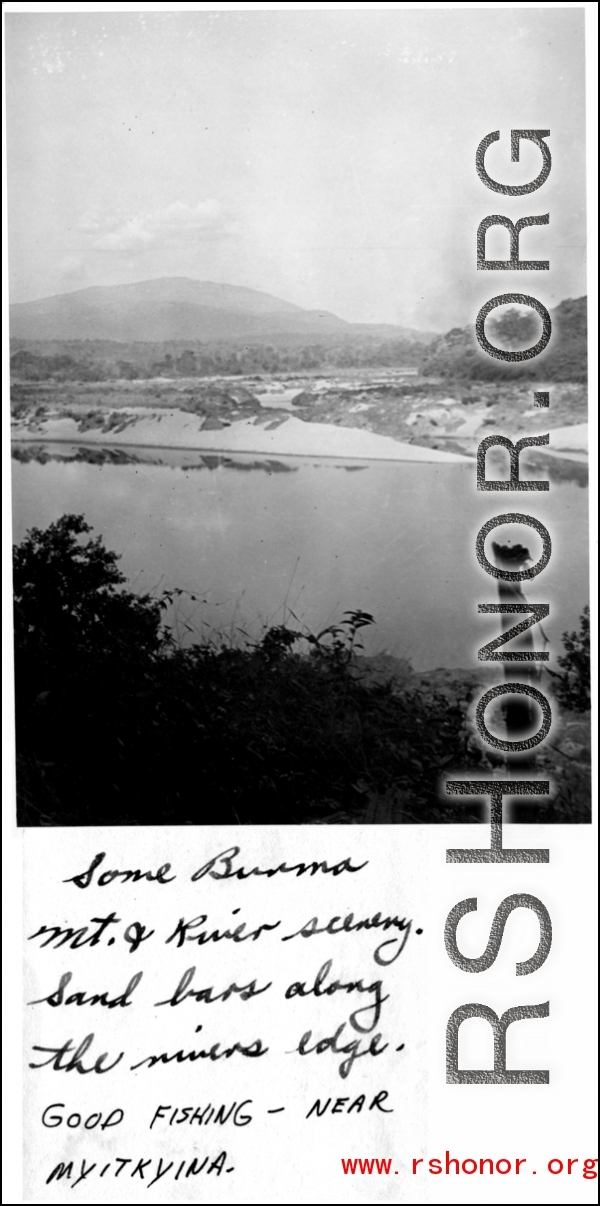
[282,910,417,965]
[191,847,368,881]
[130,1029,268,1070]
[29,1034,123,1074]
[295,1023,389,1079]
[285,960,387,1032]
[29,971,142,1009]
[165,911,280,948]
[62,847,368,889]
[64,853,176,890]
[155,967,271,1007]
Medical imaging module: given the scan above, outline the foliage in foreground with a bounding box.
[13,516,590,826]
[13,515,479,826]
[548,606,591,713]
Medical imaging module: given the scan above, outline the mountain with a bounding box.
[9,277,433,344]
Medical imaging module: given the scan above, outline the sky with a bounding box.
[5,8,588,330]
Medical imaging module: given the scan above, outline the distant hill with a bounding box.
[9,277,434,344]
[9,282,585,383]
[421,296,587,382]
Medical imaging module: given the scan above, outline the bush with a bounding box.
[13,513,164,666]
[13,516,481,826]
[549,606,591,712]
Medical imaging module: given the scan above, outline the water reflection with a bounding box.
[12,443,297,474]
[11,442,589,670]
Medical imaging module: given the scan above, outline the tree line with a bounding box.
[10,297,586,383]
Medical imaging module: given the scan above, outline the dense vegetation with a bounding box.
[420,297,587,383]
[548,606,591,713]
[13,516,482,827]
[9,297,586,383]
[9,336,424,381]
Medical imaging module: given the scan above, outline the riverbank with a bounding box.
[10,406,589,466]
[11,408,475,462]
[11,373,588,463]
[13,508,590,825]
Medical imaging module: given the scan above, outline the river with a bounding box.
[11,445,588,671]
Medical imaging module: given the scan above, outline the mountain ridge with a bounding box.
[10,277,305,316]
[9,277,435,344]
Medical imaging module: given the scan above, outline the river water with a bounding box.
[11,445,588,670]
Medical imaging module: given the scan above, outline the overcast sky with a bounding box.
[5,8,587,330]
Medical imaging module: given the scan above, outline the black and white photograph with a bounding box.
[3,6,596,1205]
[7,7,591,828]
